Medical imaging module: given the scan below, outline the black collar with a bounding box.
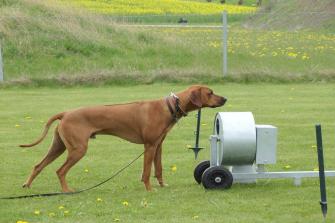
[165,93,188,122]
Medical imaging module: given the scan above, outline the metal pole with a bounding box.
[315,124,327,220]
[222,11,228,77]
[189,109,204,160]
[0,45,3,82]
[194,109,201,148]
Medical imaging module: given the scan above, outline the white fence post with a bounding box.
[0,45,3,82]
[222,11,228,77]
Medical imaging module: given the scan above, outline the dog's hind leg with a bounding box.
[56,146,87,193]
[23,126,66,188]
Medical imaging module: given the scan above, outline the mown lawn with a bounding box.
[0,83,335,223]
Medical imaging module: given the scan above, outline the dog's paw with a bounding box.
[22,183,30,189]
[144,183,152,192]
[159,182,169,187]
[62,188,75,193]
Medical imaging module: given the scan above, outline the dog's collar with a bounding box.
[165,93,188,122]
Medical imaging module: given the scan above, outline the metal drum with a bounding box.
[214,112,256,165]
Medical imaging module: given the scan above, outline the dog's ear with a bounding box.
[190,89,202,108]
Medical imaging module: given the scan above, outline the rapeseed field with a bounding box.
[70,0,257,15]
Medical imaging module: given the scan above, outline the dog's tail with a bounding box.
[19,112,65,148]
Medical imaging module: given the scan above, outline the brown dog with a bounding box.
[20,85,227,192]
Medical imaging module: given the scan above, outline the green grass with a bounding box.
[1,1,335,222]
[1,83,335,222]
[245,0,335,31]
[0,0,334,86]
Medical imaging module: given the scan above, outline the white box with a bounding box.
[255,125,277,164]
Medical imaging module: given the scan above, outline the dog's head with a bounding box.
[186,85,227,110]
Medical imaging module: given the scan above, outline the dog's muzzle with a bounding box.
[210,97,227,108]
[222,97,227,105]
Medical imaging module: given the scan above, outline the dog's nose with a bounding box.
[222,97,227,104]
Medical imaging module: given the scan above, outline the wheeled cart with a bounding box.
[194,112,335,189]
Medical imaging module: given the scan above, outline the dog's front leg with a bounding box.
[142,144,156,191]
[154,140,167,187]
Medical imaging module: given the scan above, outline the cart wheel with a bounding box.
[202,166,233,189]
[194,160,210,184]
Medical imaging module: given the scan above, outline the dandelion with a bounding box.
[15,124,21,128]
[208,41,220,48]
[302,55,310,60]
[171,164,177,172]
[48,212,56,217]
[122,201,129,207]
[34,210,41,215]
[284,165,291,169]
[16,221,29,223]
[311,145,317,149]
[287,52,298,58]
[25,116,32,119]
[186,145,192,149]
[97,198,103,202]
[201,123,207,126]
[58,205,65,210]
[84,168,89,173]
[192,215,199,220]
[63,210,70,215]
[113,218,120,222]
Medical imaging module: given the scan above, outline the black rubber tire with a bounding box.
[201,166,233,189]
[194,160,210,184]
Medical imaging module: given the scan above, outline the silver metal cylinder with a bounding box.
[214,112,256,165]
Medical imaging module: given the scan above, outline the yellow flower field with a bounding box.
[158,27,335,61]
[70,0,257,15]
